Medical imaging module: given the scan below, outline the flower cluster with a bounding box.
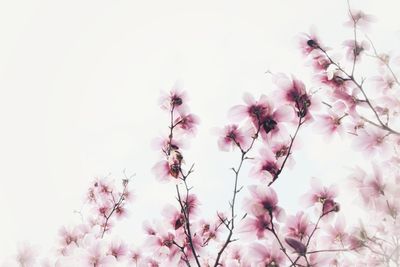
[3,2,400,267]
[300,6,400,157]
[153,85,199,183]
[298,3,400,265]
[3,176,135,267]
[346,158,400,265]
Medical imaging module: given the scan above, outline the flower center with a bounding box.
[262,118,278,134]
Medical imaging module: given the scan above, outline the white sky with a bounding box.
[0,0,399,261]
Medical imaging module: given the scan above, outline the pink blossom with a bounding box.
[284,212,313,241]
[229,93,270,127]
[377,195,399,219]
[344,10,376,30]
[182,193,200,216]
[301,178,338,213]
[322,215,349,246]
[343,39,369,62]
[92,177,114,196]
[352,127,391,156]
[373,95,400,118]
[297,29,323,56]
[332,88,362,118]
[315,112,345,137]
[227,244,244,262]
[151,136,187,153]
[371,74,397,93]
[259,100,294,140]
[84,241,116,267]
[271,141,290,159]
[161,204,185,230]
[344,119,365,135]
[143,221,157,236]
[159,83,189,113]
[152,159,180,182]
[317,71,349,91]
[273,74,313,120]
[15,243,37,267]
[96,200,113,217]
[361,163,385,203]
[174,113,200,136]
[145,228,179,260]
[299,252,331,267]
[141,258,160,267]
[58,226,83,255]
[248,242,285,266]
[309,53,331,72]
[107,239,128,261]
[239,214,271,239]
[114,205,128,219]
[197,216,224,245]
[127,247,141,265]
[251,148,282,183]
[348,227,366,250]
[229,90,297,138]
[314,101,348,138]
[217,124,252,151]
[243,185,284,220]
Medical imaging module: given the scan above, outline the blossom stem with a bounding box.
[167,104,201,267]
[317,46,400,136]
[268,116,304,186]
[347,0,358,76]
[213,119,262,266]
[175,184,201,267]
[172,240,191,266]
[267,211,296,265]
[365,35,400,86]
[101,182,129,238]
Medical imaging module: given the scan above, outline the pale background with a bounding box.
[0,0,399,261]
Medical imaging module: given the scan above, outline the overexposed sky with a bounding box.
[0,0,399,261]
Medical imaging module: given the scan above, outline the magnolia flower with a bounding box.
[152,159,180,182]
[343,39,369,62]
[322,215,349,246]
[317,70,349,91]
[371,74,397,93]
[352,127,391,156]
[248,242,285,267]
[239,214,272,239]
[216,124,252,151]
[15,243,37,267]
[259,99,294,140]
[243,185,284,221]
[127,247,142,266]
[174,113,200,136]
[229,93,270,128]
[251,148,284,183]
[298,28,323,56]
[314,101,348,138]
[344,10,376,30]
[84,240,116,267]
[284,212,314,241]
[301,178,338,213]
[309,53,331,72]
[107,239,128,261]
[159,83,189,113]
[273,74,313,120]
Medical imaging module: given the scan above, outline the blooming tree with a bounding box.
[3,2,400,267]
